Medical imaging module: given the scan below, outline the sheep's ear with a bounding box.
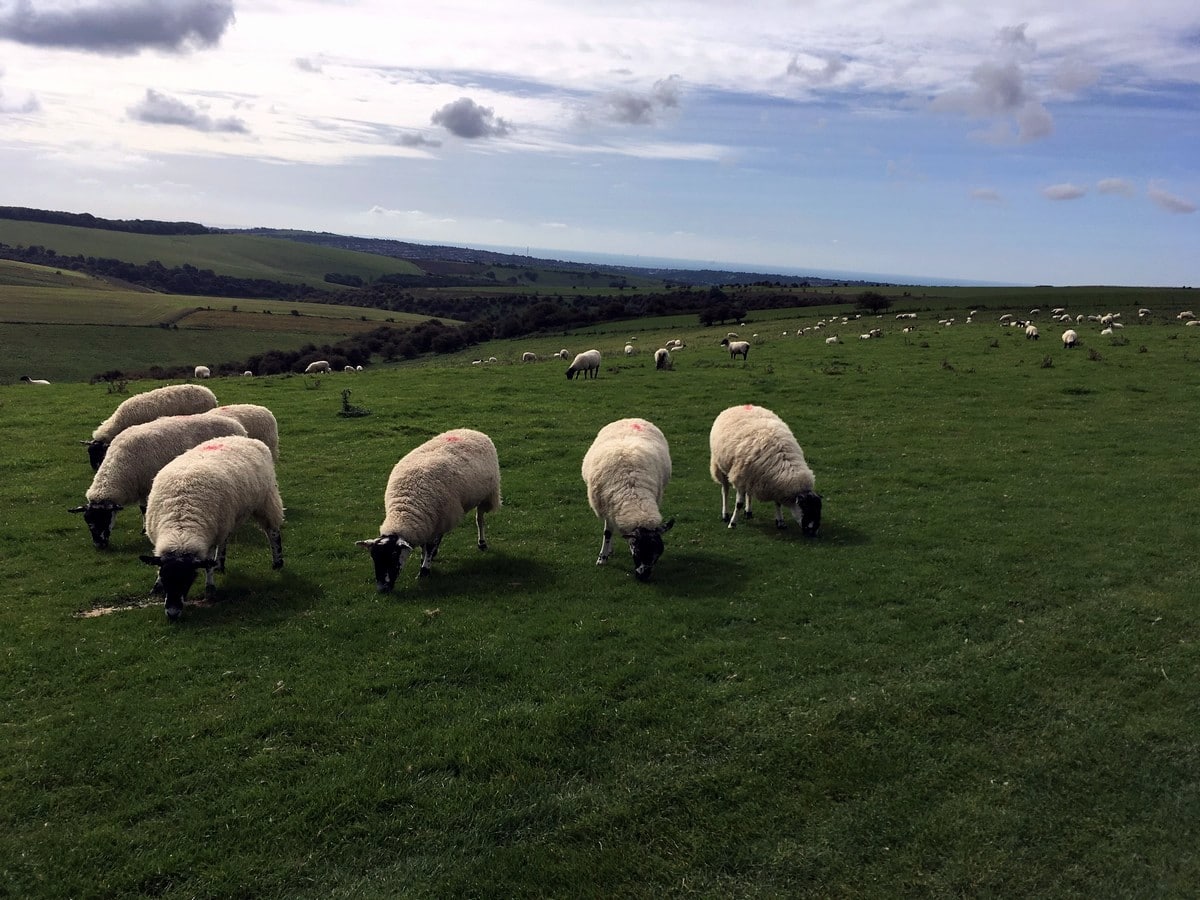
[68,505,87,514]
[139,554,161,566]
[354,539,379,549]
[659,518,676,534]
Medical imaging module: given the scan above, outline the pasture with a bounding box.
[2,301,1198,898]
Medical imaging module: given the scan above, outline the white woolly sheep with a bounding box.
[1025,325,1040,340]
[720,338,750,360]
[522,352,538,362]
[1186,320,1200,327]
[304,360,331,374]
[344,365,355,372]
[355,428,501,591]
[70,413,248,549]
[1100,327,1114,335]
[654,348,673,370]
[557,349,570,360]
[205,404,279,462]
[624,344,636,356]
[1062,329,1079,348]
[488,357,498,364]
[566,349,602,380]
[194,365,211,379]
[20,375,50,384]
[581,418,674,581]
[825,335,839,345]
[242,370,254,377]
[140,435,284,621]
[1177,310,1195,320]
[85,383,219,471]
[356,365,364,371]
[709,404,822,535]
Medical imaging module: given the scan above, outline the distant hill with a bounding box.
[0,205,210,235]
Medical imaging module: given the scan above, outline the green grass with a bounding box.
[1,298,1198,898]
[0,221,422,286]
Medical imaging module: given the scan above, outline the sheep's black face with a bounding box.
[356,535,412,593]
[140,552,211,621]
[797,491,823,537]
[626,519,674,581]
[84,439,108,472]
[69,501,122,549]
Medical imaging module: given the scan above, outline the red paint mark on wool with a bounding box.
[631,423,643,430]
[201,443,226,451]
[445,435,462,442]
[743,404,754,410]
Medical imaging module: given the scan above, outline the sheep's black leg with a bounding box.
[418,536,442,577]
[475,508,488,550]
[267,528,283,569]
[597,522,614,565]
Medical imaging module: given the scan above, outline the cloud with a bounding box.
[0,0,235,55]
[1148,186,1196,214]
[996,23,1036,58]
[395,131,441,149]
[295,57,323,74]
[598,75,682,125]
[1042,183,1086,201]
[430,96,511,139]
[786,53,846,84]
[1097,178,1134,196]
[971,188,1003,204]
[128,89,248,133]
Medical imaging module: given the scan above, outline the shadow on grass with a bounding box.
[354,552,559,603]
[634,548,748,598]
[175,568,323,627]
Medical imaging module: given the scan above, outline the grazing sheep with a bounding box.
[488,357,498,364]
[355,429,501,591]
[194,365,211,379]
[19,375,50,384]
[709,404,822,535]
[566,349,602,380]
[581,418,674,581]
[1186,320,1200,327]
[1025,325,1040,340]
[1100,327,1114,335]
[654,348,673,370]
[242,370,254,377]
[70,413,248,550]
[557,349,570,360]
[356,365,364,372]
[825,335,840,345]
[624,344,636,356]
[205,404,279,462]
[720,338,750,360]
[85,383,219,471]
[522,352,538,363]
[344,365,355,373]
[304,360,331,374]
[1062,329,1079,348]
[139,436,285,621]
[1177,311,1195,320]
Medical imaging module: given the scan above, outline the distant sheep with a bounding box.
[85,383,219,471]
[582,418,674,581]
[140,436,285,621]
[356,429,500,590]
[1177,311,1195,320]
[566,349,602,380]
[654,348,672,370]
[720,338,750,360]
[1025,325,1039,340]
[70,413,248,550]
[344,365,355,372]
[304,360,331,374]
[205,404,279,462]
[356,365,364,372]
[556,349,570,360]
[825,335,840,345]
[242,370,254,377]
[1062,329,1079,348]
[709,404,822,535]
[522,352,538,362]
[624,344,636,356]
[20,375,50,384]
[194,365,211,379]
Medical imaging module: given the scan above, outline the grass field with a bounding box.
[1,294,1197,897]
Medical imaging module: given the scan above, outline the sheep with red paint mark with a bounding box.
[70,413,248,550]
[582,418,674,581]
[204,404,279,462]
[140,435,285,621]
[356,429,501,591]
[709,404,822,535]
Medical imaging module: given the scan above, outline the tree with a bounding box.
[856,290,892,314]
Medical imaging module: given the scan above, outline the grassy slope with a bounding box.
[0,221,423,286]
[1,297,1197,898]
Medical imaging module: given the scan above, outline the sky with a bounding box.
[0,1,1198,286]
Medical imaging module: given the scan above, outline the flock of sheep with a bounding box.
[70,381,822,619]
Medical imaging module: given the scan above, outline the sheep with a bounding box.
[581,418,674,581]
[1062,329,1079,348]
[488,357,498,364]
[242,370,254,377]
[304,360,331,374]
[624,344,636,356]
[355,429,500,591]
[84,383,219,471]
[1177,310,1195,320]
[1186,320,1200,327]
[1025,325,1040,340]
[859,334,872,340]
[139,436,284,621]
[205,404,279,462]
[356,365,364,372]
[557,349,570,360]
[194,365,211,379]
[824,335,839,345]
[70,413,248,550]
[709,404,822,535]
[19,375,50,384]
[720,338,750,360]
[344,365,355,373]
[654,348,673,370]
[566,349,602,380]
[522,352,538,363]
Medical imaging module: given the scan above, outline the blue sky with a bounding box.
[0,0,1197,285]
